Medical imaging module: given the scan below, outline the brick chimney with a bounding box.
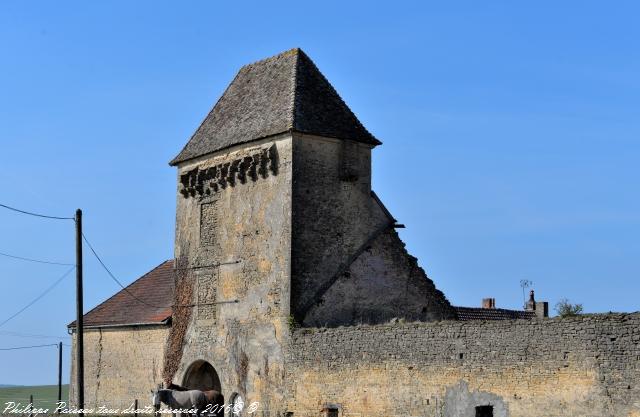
[482,298,496,309]
[525,290,549,318]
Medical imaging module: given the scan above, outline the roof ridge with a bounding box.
[288,49,300,130]
[240,47,302,71]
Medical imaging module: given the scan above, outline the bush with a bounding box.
[555,298,584,317]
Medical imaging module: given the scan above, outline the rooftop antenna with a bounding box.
[520,279,533,309]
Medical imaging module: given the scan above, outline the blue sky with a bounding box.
[1,1,638,385]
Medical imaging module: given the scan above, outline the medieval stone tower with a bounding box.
[69,48,640,417]
[164,48,454,411]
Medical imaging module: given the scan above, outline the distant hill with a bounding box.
[0,384,19,387]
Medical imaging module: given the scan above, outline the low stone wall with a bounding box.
[286,313,640,417]
[69,325,168,411]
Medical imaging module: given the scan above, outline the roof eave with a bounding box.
[169,129,381,167]
[67,318,171,331]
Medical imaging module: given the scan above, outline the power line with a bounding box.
[0,266,75,328]
[0,250,74,266]
[0,203,74,221]
[81,233,170,309]
[82,233,239,309]
[0,330,70,339]
[0,343,59,351]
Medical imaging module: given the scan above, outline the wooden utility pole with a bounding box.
[58,342,62,414]
[75,209,84,415]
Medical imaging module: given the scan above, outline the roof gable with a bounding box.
[170,48,380,166]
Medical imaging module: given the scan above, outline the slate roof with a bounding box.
[455,306,536,321]
[68,260,174,328]
[170,48,380,166]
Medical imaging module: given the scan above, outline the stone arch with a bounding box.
[182,360,222,392]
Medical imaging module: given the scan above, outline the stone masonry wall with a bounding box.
[291,133,454,326]
[170,134,293,413]
[304,228,456,327]
[286,314,640,417]
[69,326,168,410]
[291,133,389,324]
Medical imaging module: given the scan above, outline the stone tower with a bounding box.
[164,48,454,411]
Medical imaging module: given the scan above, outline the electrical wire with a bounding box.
[0,251,74,266]
[0,203,73,220]
[0,330,70,339]
[81,233,167,309]
[0,343,58,351]
[82,233,239,309]
[0,266,75,328]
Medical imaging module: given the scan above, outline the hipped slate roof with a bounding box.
[170,48,380,165]
[68,261,174,328]
[455,306,536,321]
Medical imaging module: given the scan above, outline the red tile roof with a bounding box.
[455,306,536,321]
[68,260,175,328]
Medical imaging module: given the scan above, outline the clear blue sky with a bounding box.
[1,1,638,385]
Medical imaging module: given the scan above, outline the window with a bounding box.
[475,405,493,417]
[323,407,339,417]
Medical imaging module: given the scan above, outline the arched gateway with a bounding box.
[182,360,222,392]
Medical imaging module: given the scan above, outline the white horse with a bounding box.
[152,389,208,416]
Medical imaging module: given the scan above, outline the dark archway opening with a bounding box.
[183,360,222,392]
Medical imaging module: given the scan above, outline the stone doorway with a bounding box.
[182,360,222,392]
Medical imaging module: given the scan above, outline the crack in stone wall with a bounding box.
[94,328,103,406]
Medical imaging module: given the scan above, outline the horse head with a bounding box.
[151,389,161,408]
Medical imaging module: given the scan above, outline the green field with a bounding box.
[0,385,69,410]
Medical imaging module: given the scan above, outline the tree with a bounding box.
[555,298,584,317]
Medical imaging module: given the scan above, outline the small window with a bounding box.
[325,407,339,417]
[475,405,493,417]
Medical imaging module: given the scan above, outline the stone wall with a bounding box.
[285,314,640,417]
[69,326,168,410]
[291,133,454,326]
[304,228,456,327]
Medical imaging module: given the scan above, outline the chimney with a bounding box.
[525,290,549,318]
[482,298,496,309]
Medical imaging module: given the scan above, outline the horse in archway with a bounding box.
[152,388,208,416]
[159,383,225,416]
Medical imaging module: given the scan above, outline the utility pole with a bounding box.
[57,342,62,414]
[75,209,83,416]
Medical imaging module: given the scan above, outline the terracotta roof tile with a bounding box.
[68,260,175,328]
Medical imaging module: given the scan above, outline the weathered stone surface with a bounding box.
[69,326,168,410]
[286,314,640,417]
[291,133,454,326]
[168,134,294,413]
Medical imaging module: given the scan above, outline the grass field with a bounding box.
[0,384,69,410]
